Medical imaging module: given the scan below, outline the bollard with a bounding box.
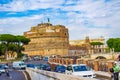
[107,61,114,73]
[94,60,99,71]
[65,59,68,66]
[70,59,73,64]
[76,59,79,64]
[83,60,88,65]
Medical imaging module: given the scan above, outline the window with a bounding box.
[73,65,90,72]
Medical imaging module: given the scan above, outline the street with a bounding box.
[0,69,26,80]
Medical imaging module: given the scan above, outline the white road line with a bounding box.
[21,71,28,80]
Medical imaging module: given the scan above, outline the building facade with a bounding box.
[69,36,106,55]
[23,23,69,57]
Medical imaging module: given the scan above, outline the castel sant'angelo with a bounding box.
[23,23,69,56]
[23,22,105,57]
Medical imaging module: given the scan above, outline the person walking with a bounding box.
[118,54,120,61]
[5,69,9,77]
[113,62,120,80]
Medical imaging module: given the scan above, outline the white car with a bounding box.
[65,64,96,78]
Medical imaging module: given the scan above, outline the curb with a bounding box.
[22,71,31,80]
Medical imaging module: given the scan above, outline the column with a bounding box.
[94,60,99,71]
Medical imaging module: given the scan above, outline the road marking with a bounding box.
[21,71,28,80]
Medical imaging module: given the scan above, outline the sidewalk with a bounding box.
[95,71,111,79]
[95,71,111,78]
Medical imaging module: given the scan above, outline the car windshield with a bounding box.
[20,63,25,66]
[73,65,91,72]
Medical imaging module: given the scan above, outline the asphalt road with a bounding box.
[0,69,26,80]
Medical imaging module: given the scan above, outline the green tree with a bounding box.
[107,38,120,52]
[90,42,103,46]
[0,34,30,59]
[0,34,16,59]
[15,35,30,57]
[0,43,6,56]
[8,43,18,57]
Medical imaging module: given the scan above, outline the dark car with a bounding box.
[41,64,51,71]
[43,57,49,61]
[35,64,43,69]
[27,64,35,68]
[54,65,66,73]
[33,55,42,61]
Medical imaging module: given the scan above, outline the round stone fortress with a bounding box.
[23,23,69,56]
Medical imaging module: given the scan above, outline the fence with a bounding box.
[48,58,114,72]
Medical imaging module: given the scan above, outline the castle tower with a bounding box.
[85,36,90,44]
[23,23,69,57]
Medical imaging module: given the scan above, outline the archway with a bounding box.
[96,56,106,59]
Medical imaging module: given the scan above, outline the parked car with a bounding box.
[27,64,35,68]
[54,65,66,73]
[33,55,42,61]
[65,64,96,78]
[41,64,51,71]
[35,64,43,69]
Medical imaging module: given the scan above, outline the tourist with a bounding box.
[112,61,120,80]
[5,68,10,77]
[118,54,120,61]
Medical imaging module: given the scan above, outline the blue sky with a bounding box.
[0,0,120,40]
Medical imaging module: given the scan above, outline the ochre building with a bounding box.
[69,36,106,55]
[23,23,69,57]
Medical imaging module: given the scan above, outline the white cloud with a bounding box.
[0,14,44,35]
[0,0,120,40]
[0,0,64,12]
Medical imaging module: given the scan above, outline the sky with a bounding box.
[0,0,120,40]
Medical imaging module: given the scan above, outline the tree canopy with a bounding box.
[90,42,103,46]
[107,38,120,52]
[0,34,30,58]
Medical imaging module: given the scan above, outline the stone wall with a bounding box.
[23,23,69,57]
[26,68,98,80]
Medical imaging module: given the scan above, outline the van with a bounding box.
[65,64,96,78]
[12,61,26,69]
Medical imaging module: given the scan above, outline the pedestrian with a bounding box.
[0,72,1,76]
[113,61,120,80]
[5,69,9,77]
[118,54,120,61]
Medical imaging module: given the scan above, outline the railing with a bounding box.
[48,58,114,72]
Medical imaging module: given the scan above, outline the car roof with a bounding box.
[68,64,87,67]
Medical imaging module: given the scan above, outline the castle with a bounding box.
[23,23,69,56]
[23,23,106,57]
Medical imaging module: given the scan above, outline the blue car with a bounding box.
[27,64,35,68]
[35,64,43,69]
[43,57,49,61]
[54,65,66,73]
[41,64,51,71]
